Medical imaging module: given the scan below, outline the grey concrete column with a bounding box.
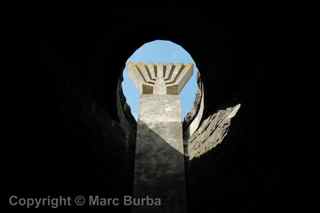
[128,62,193,213]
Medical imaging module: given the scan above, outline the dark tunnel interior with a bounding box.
[9,9,286,212]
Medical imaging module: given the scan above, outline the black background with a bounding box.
[9,8,289,212]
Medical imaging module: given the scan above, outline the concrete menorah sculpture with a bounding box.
[128,62,193,213]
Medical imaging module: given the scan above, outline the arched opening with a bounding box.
[119,40,202,125]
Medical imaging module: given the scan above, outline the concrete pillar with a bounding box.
[128,62,193,212]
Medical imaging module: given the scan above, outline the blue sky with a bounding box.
[121,40,198,120]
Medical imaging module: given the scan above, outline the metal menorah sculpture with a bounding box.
[128,62,193,213]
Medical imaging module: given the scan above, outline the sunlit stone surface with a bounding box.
[128,62,193,213]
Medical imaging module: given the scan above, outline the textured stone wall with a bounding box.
[128,62,192,212]
[183,72,205,142]
[188,104,241,160]
[133,95,186,213]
